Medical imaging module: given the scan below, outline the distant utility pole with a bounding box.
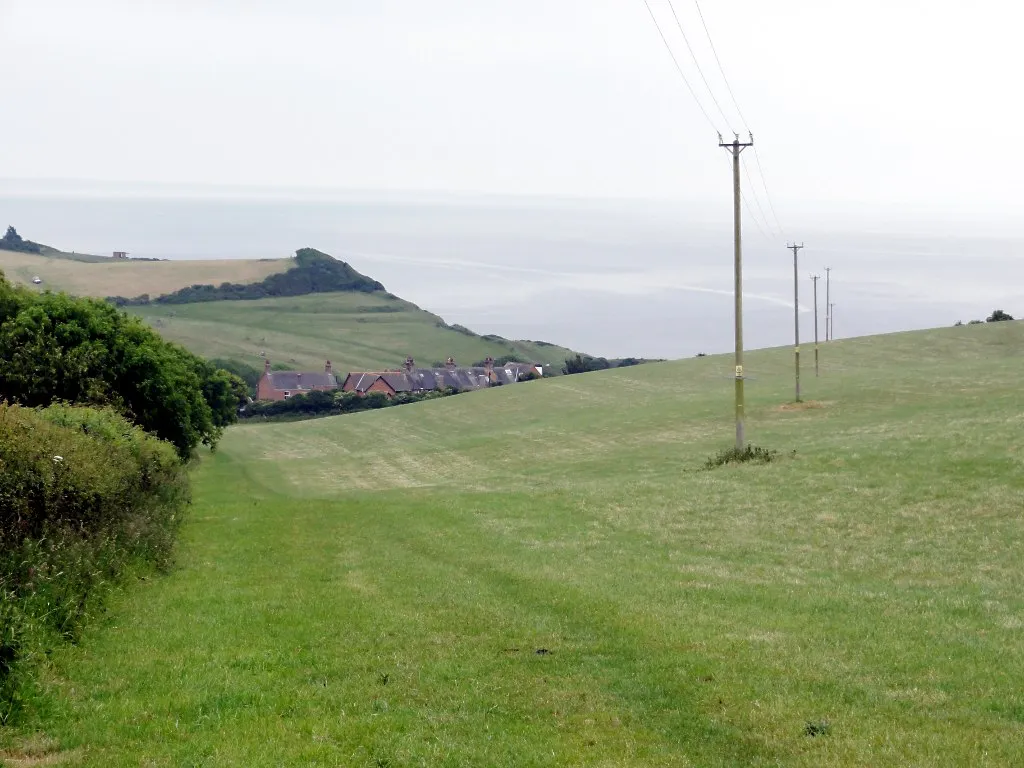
[824,267,832,341]
[830,303,835,340]
[810,274,821,376]
[720,132,754,450]
[787,243,804,402]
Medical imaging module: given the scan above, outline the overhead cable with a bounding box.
[665,0,735,133]
[640,0,720,134]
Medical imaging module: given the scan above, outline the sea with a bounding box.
[2,184,1022,360]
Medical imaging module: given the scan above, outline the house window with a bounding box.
[283,391,291,399]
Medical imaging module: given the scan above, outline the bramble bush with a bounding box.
[0,403,189,722]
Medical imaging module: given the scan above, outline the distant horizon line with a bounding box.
[1,176,1022,236]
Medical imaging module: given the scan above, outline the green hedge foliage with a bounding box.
[0,403,189,722]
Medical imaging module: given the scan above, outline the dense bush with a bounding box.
[562,354,661,375]
[0,272,246,458]
[562,354,612,375]
[240,388,452,421]
[986,309,1014,322]
[107,248,385,307]
[0,403,189,721]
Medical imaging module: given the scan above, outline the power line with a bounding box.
[741,155,776,239]
[691,0,749,130]
[665,0,734,133]
[639,0,719,134]
[752,146,785,234]
[692,0,786,233]
[741,190,770,241]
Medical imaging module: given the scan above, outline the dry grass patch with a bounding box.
[0,250,291,297]
[0,736,82,767]
[773,399,828,412]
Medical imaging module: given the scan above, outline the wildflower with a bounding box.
[53,455,64,463]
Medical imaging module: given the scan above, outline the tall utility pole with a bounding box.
[810,274,821,376]
[720,133,754,450]
[824,267,832,341]
[787,243,804,402]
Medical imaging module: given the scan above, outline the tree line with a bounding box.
[955,309,1015,326]
[561,354,659,375]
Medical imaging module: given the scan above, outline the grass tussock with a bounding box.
[703,443,781,469]
[774,399,828,412]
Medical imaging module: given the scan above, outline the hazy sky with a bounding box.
[2,0,1022,226]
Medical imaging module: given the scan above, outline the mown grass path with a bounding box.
[6,323,1024,766]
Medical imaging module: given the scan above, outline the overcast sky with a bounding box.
[1,0,1021,227]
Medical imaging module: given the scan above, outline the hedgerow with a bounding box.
[0,403,189,722]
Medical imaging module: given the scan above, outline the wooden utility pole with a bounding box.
[810,274,821,376]
[720,133,753,449]
[787,243,804,402]
[824,267,832,341]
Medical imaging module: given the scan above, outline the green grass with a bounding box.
[128,293,578,374]
[3,322,1023,766]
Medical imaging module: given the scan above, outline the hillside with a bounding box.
[129,292,577,373]
[0,245,580,372]
[0,248,291,296]
[11,321,1023,766]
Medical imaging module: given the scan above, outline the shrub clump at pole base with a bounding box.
[703,444,780,470]
[0,403,190,723]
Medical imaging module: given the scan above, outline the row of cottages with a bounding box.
[256,357,541,401]
[341,357,540,397]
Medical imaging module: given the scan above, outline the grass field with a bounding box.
[0,249,291,297]
[3,322,1023,766]
[127,294,579,374]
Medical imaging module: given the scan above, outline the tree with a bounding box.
[209,357,262,397]
[0,272,245,458]
[0,226,42,254]
[986,309,1014,322]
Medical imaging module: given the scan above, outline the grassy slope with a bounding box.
[0,249,290,297]
[5,322,1024,767]
[0,249,577,369]
[128,294,577,373]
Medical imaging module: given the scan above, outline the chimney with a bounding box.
[297,372,303,389]
[264,358,271,374]
[325,360,332,375]
[446,357,456,371]
[404,356,415,372]
[484,356,494,373]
